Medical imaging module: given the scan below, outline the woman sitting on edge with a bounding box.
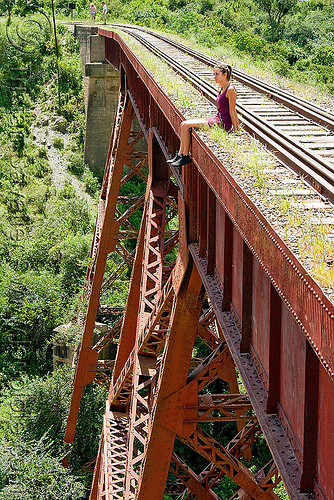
[168,63,239,168]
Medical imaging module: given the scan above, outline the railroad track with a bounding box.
[112,24,334,204]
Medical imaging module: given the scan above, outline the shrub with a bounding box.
[64,31,79,54]
[43,194,93,236]
[213,475,238,498]
[57,181,77,200]
[70,383,108,469]
[0,436,84,500]
[12,130,25,156]
[166,0,187,10]
[174,8,201,32]
[312,44,334,66]
[0,270,63,378]
[0,368,107,472]
[294,58,311,71]
[58,56,83,96]
[29,158,51,178]
[106,0,123,18]
[316,64,334,84]
[58,233,92,296]
[284,14,317,47]
[233,31,267,55]
[253,0,297,42]
[199,0,213,15]
[52,136,64,149]
[272,54,291,75]
[195,17,233,47]
[259,39,303,65]
[37,146,48,158]
[4,368,73,454]
[83,165,100,196]
[61,97,84,122]
[67,151,86,177]
[124,0,169,26]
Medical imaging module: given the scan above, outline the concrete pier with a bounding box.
[74,25,119,173]
[84,61,119,172]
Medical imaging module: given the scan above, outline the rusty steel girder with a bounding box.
[124,172,169,499]
[169,453,219,500]
[90,410,129,499]
[173,421,263,500]
[64,92,151,444]
[182,426,280,500]
[70,91,297,498]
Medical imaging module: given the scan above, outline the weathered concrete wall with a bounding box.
[74,25,98,66]
[84,62,119,172]
[74,25,119,172]
[90,34,105,62]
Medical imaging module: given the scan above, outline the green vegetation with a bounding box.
[0,438,84,500]
[0,367,107,496]
[3,0,330,94]
[107,0,334,94]
[0,14,105,497]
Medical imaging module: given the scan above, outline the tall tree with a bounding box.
[254,0,297,41]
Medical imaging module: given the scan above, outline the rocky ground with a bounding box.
[32,104,96,208]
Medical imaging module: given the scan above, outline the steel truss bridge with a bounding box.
[64,30,334,500]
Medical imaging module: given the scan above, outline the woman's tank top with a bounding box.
[207,85,234,131]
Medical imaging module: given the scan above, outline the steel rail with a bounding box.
[113,23,334,130]
[115,26,334,202]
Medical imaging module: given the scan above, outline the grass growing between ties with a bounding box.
[300,222,334,287]
[113,30,203,114]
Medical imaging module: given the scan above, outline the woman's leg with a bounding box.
[178,119,208,155]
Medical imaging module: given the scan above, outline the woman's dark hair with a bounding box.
[214,63,232,81]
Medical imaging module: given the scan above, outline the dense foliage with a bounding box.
[0,366,107,497]
[0,16,106,497]
[0,437,85,500]
[0,18,94,381]
[3,0,333,97]
[97,0,334,93]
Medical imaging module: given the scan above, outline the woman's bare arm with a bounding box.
[227,87,239,131]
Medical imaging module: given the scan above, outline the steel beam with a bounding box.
[183,426,280,500]
[135,260,204,500]
[169,453,219,500]
[65,94,134,444]
[267,284,282,414]
[190,243,311,499]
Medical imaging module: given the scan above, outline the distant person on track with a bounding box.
[102,2,107,24]
[168,63,239,168]
[90,2,97,23]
